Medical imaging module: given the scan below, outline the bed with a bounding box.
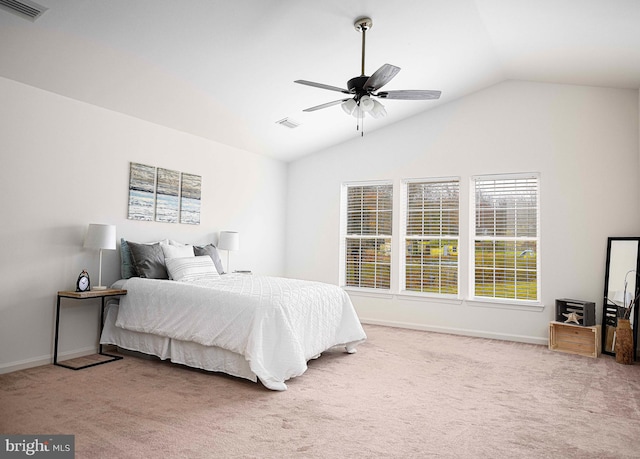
[100,266,366,391]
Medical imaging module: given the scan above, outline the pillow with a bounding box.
[120,238,169,279]
[120,238,137,279]
[161,243,194,260]
[193,244,225,274]
[165,256,219,282]
[127,242,169,279]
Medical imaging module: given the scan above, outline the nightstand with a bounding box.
[54,288,127,370]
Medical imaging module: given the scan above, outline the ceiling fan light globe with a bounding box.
[352,106,364,118]
[360,95,374,112]
[370,99,387,119]
[341,98,357,115]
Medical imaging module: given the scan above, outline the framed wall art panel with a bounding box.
[155,168,180,223]
[180,173,201,225]
[127,162,156,221]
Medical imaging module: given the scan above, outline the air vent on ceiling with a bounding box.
[275,118,300,129]
[0,0,47,21]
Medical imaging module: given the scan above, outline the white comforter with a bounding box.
[114,274,366,390]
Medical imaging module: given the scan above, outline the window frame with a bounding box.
[400,177,461,299]
[469,173,541,305]
[339,180,394,292]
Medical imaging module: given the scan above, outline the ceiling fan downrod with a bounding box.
[354,17,372,77]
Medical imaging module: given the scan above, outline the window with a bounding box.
[342,182,393,289]
[340,173,540,303]
[403,179,460,295]
[472,174,539,302]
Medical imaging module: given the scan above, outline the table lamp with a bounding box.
[84,223,116,290]
[218,231,240,273]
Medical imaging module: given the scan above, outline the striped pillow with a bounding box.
[165,256,219,282]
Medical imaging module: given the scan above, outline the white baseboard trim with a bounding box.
[360,318,548,346]
[0,346,98,374]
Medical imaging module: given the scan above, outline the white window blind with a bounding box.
[343,183,392,289]
[403,179,459,295]
[472,174,539,301]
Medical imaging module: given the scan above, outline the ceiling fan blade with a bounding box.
[295,80,351,94]
[376,89,442,100]
[303,98,350,112]
[364,64,401,92]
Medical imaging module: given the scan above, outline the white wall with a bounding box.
[0,77,287,372]
[286,80,640,345]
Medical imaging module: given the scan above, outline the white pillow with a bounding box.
[165,256,219,282]
[161,243,194,260]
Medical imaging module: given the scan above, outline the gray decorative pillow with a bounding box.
[127,242,169,279]
[120,239,138,279]
[194,244,225,274]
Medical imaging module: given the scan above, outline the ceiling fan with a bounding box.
[294,17,441,134]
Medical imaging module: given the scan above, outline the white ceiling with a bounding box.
[1,0,639,162]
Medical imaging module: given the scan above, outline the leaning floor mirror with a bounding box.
[602,237,640,359]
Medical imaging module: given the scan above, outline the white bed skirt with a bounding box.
[101,303,258,384]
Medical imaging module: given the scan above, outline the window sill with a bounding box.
[343,287,545,311]
[396,291,463,305]
[465,298,545,311]
[343,287,393,299]
[344,288,463,305]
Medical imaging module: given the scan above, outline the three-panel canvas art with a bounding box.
[127,162,201,225]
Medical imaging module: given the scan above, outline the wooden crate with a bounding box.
[549,321,601,358]
[555,298,596,326]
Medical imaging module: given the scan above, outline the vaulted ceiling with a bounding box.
[1,0,639,162]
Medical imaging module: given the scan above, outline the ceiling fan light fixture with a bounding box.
[341,98,357,115]
[346,96,386,120]
[370,99,387,119]
[359,95,374,112]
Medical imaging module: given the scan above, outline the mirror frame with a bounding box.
[602,237,640,359]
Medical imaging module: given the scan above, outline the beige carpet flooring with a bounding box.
[1,324,640,458]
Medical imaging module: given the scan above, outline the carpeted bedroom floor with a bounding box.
[1,324,639,458]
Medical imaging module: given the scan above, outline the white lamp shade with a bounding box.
[84,224,116,250]
[218,231,240,251]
